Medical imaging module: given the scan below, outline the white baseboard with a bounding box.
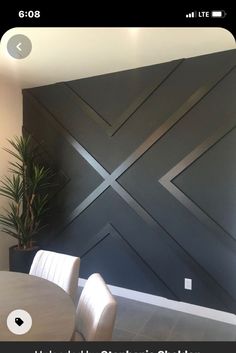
[79,278,236,326]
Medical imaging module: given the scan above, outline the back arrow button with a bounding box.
[16,42,22,52]
[7,34,32,59]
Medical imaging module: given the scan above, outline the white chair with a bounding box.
[73,273,117,341]
[29,250,80,302]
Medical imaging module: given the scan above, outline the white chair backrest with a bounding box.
[30,250,80,302]
[76,273,117,341]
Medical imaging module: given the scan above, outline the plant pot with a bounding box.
[9,245,39,273]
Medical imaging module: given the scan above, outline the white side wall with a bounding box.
[0,78,22,270]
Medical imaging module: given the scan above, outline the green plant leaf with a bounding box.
[0,228,20,239]
[0,134,56,247]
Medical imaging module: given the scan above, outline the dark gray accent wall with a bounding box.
[23,49,236,313]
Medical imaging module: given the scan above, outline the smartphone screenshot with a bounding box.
[0,5,235,353]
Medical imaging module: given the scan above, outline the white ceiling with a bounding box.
[0,27,235,88]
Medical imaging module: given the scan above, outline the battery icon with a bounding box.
[211,10,226,18]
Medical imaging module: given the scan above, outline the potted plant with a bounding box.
[0,135,53,273]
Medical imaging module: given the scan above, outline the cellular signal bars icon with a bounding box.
[186,11,196,18]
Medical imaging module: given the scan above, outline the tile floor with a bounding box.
[112,296,236,341]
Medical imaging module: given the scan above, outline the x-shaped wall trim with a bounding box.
[24,63,236,305]
[26,65,236,235]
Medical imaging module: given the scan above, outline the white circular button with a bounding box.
[7,309,32,335]
[7,34,32,59]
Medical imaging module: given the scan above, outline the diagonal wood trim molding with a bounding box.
[159,118,236,242]
[23,50,236,312]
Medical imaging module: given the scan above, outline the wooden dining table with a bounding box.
[0,271,76,341]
